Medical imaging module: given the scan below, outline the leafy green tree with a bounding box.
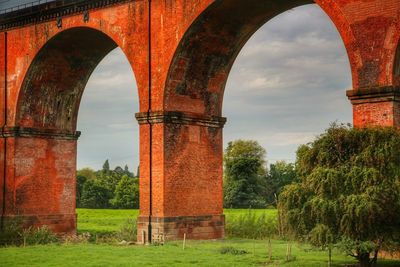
[80,179,112,208]
[102,159,110,174]
[279,124,400,267]
[77,161,137,209]
[97,169,121,195]
[223,140,267,208]
[114,166,124,175]
[111,175,139,209]
[77,168,97,181]
[76,175,87,208]
[124,164,135,177]
[265,161,297,206]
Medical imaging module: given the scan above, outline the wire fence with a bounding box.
[0,0,56,15]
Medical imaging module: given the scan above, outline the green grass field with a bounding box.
[77,208,139,235]
[76,208,277,235]
[0,209,399,267]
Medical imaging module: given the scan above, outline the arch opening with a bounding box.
[12,27,139,234]
[223,4,352,170]
[17,27,120,132]
[164,0,351,117]
[154,0,353,240]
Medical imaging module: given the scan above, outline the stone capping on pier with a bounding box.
[135,111,227,128]
[0,126,81,140]
[346,86,400,104]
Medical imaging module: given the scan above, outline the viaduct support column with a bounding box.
[347,87,400,127]
[0,127,80,234]
[136,111,226,243]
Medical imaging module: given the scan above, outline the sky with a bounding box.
[1,2,352,172]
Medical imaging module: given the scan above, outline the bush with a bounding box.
[116,219,137,242]
[21,226,59,246]
[219,246,248,255]
[0,217,23,246]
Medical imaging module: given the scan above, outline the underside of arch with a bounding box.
[395,41,400,85]
[17,27,118,132]
[164,0,335,116]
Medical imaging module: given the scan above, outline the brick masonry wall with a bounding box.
[0,0,399,240]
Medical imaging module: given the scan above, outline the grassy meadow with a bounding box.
[0,209,399,267]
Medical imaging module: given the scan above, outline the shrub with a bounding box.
[0,217,23,246]
[116,219,137,242]
[21,226,59,246]
[219,246,248,255]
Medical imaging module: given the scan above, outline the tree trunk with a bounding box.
[358,252,371,267]
[371,247,379,267]
[328,246,332,267]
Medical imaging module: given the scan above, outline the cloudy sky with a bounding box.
[1,2,352,172]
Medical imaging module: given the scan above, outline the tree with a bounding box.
[111,175,139,209]
[76,175,87,208]
[279,124,400,267]
[114,166,124,175]
[223,140,267,208]
[80,179,112,208]
[265,161,297,206]
[77,168,97,181]
[102,159,110,174]
[124,164,134,177]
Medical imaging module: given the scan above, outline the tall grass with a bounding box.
[225,209,278,239]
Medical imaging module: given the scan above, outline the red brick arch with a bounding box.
[17,27,122,132]
[0,1,149,235]
[391,14,400,86]
[395,42,400,85]
[8,27,141,233]
[163,0,355,116]
[1,0,400,243]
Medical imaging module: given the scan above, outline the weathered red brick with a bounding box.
[0,0,399,241]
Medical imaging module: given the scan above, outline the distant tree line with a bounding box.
[76,160,139,209]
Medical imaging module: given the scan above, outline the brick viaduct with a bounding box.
[0,0,399,243]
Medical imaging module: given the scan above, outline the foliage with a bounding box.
[80,180,112,209]
[279,124,400,267]
[223,140,268,208]
[219,246,248,255]
[76,175,87,208]
[110,176,139,209]
[116,219,137,242]
[265,161,297,206]
[77,168,97,181]
[0,217,23,246]
[77,160,138,209]
[102,159,110,174]
[20,226,59,246]
[0,219,58,247]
